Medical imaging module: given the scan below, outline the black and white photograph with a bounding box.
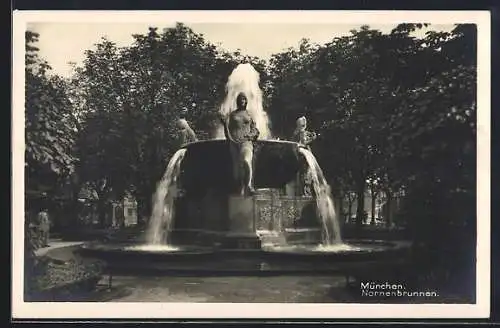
[12,10,490,319]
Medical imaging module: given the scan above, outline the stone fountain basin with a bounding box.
[180,139,302,193]
[259,240,411,271]
[78,242,213,259]
[76,240,411,275]
[263,240,410,258]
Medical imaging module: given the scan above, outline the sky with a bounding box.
[27,22,455,78]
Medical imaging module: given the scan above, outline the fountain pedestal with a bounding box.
[166,140,333,249]
[228,196,255,232]
[221,196,261,249]
[172,192,322,249]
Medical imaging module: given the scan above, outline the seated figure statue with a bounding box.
[292,116,317,196]
[220,92,260,196]
[292,116,317,150]
[177,118,198,146]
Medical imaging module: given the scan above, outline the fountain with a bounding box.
[78,63,410,274]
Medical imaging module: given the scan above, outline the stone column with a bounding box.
[222,195,261,249]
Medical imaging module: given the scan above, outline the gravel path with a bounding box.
[34,241,86,257]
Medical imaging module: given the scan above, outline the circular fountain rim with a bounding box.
[182,139,301,148]
[80,242,215,256]
[76,240,413,275]
[261,240,411,256]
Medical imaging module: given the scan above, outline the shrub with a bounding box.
[25,255,104,301]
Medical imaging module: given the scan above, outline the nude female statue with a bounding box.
[220,93,260,196]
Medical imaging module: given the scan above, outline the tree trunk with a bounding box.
[385,191,393,228]
[136,191,152,226]
[332,187,344,223]
[69,181,83,228]
[334,191,345,229]
[136,180,155,226]
[138,201,147,225]
[355,178,366,228]
[347,194,353,223]
[97,198,107,228]
[370,188,376,225]
[337,193,344,224]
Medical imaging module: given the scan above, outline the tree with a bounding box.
[24,30,79,285]
[390,24,476,223]
[25,30,78,213]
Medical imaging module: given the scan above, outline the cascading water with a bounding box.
[145,148,187,246]
[298,147,342,246]
[216,63,272,140]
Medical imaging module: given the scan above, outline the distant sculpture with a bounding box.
[221,93,260,196]
[292,116,317,150]
[292,116,317,196]
[115,204,125,228]
[37,207,50,247]
[177,118,198,146]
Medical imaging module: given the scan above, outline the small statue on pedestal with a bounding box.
[177,118,198,147]
[292,116,318,197]
[220,92,260,196]
[37,207,50,247]
[292,116,317,150]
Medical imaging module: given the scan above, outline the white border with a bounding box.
[12,10,491,319]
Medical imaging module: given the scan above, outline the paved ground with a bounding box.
[78,274,473,303]
[90,275,354,302]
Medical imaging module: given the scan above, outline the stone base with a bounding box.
[284,228,322,245]
[228,196,255,233]
[169,228,323,249]
[171,192,322,249]
[221,234,262,250]
[170,230,262,250]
